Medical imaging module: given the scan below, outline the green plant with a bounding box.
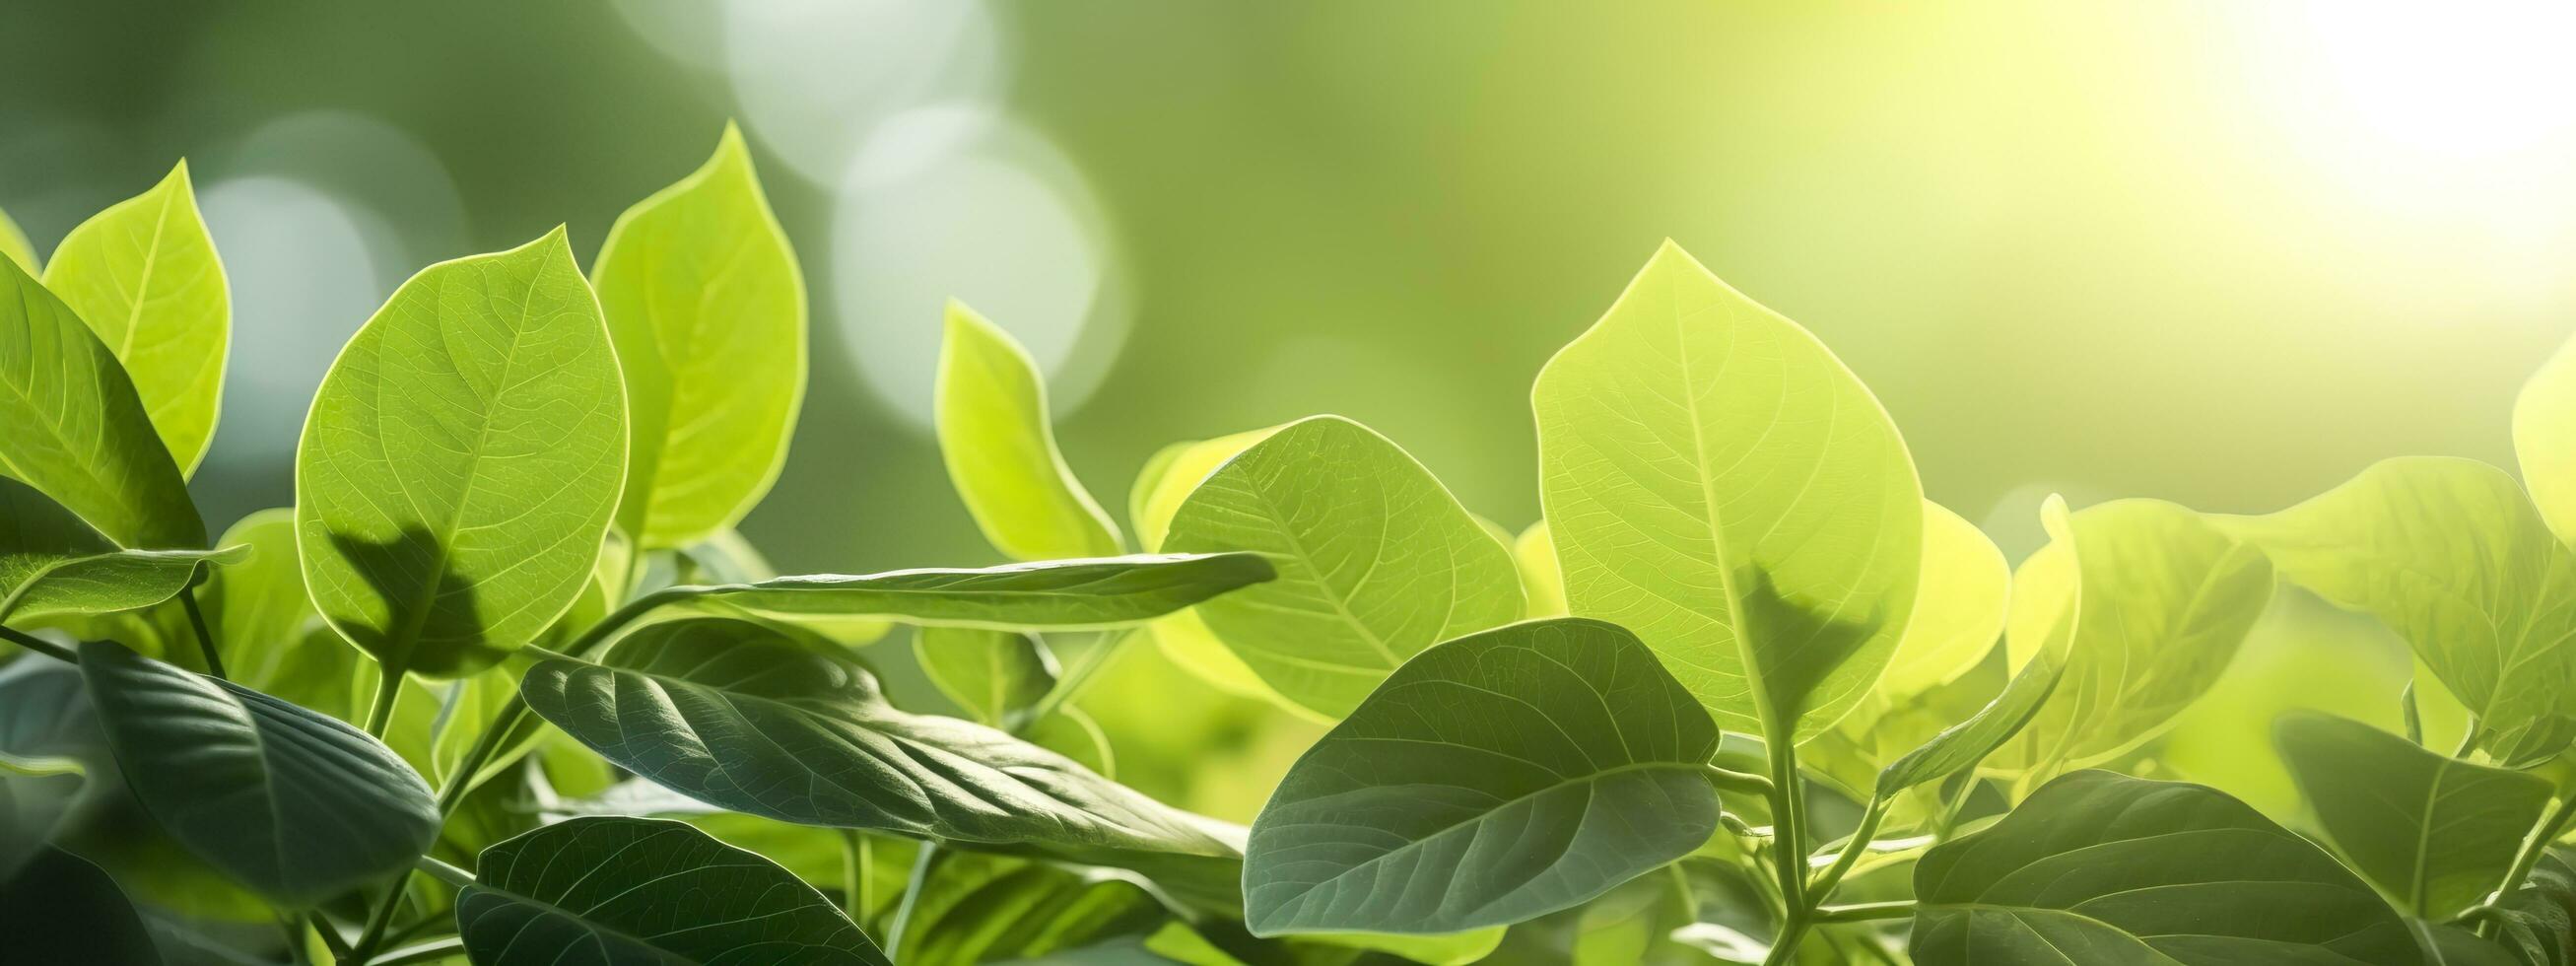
[7,125,2576,966]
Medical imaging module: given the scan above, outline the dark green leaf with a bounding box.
[0,659,101,878]
[2274,712,2553,919]
[1912,770,2416,965]
[1243,617,1722,935]
[78,639,439,904]
[458,816,887,965]
[878,852,1162,966]
[685,552,1274,630]
[0,847,158,966]
[0,252,203,549]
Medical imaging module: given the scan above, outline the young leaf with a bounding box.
[1991,499,2272,776]
[1912,770,2416,965]
[1242,617,1723,936]
[1128,428,1286,699]
[520,618,1244,872]
[1874,501,2010,699]
[77,640,439,905]
[683,552,1275,630]
[1164,415,1525,718]
[938,301,1121,560]
[915,625,1055,727]
[201,509,335,693]
[1513,520,1568,618]
[0,546,243,623]
[1877,650,2066,797]
[1533,241,1922,739]
[0,254,203,549]
[0,205,35,274]
[2218,457,2576,764]
[42,162,231,475]
[593,124,805,550]
[2515,327,2576,547]
[0,848,159,966]
[458,816,887,965]
[2273,711,2553,920]
[296,229,627,678]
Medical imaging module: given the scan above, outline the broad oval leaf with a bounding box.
[296,229,627,678]
[0,253,202,548]
[915,625,1055,727]
[2218,456,2576,764]
[939,300,1121,561]
[1128,428,1285,700]
[1875,501,2010,699]
[520,618,1243,874]
[459,816,887,965]
[0,545,243,623]
[43,161,231,475]
[78,640,438,904]
[2274,712,2553,920]
[1991,498,2272,777]
[1243,617,1722,936]
[1165,415,1525,719]
[1912,770,2416,966]
[684,552,1274,631]
[594,124,805,550]
[1533,241,1922,739]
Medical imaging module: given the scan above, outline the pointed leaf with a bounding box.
[683,552,1274,630]
[0,205,35,274]
[1912,770,2416,966]
[1879,651,2065,797]
[1243,617,1722,935]
[78,640,438,904]
[43,162,230,474]
[915,625,1055,727]
[1129,428,1284,698]
[2222,457,2576,763]
[1534,241,1922,739]
[296,229,627,678]
[459,816,887,965]
[938,300,1121,561]
[1165,415,1524,718]
[595,125,805,550]
[0,254,202,548]
[0,545,243,623]
[2274,712,2552,919]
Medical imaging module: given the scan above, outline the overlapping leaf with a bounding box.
[0,254,202,549]
[682,552,1274,631]
[0,545,242,623]
[43,162,230,475]
[938,300,1121,561]
[2274,712,2552,919]
[1128,427,1286,700]
[915,625,1055,728]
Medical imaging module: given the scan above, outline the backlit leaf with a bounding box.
[1514,521,1568,618]
[1533,241,1922,739]
[2274,711,2552,919]
[0,546,242,623]
[594,124,805,550]
[0,254,202,549]
[685,552,1275,631]
[2515,327,2576,547]
[296,229,627,678]
[1243,617,1722,935]
[1879,649,2065,798]
[1128,428,1284,700]
[939,300,1121,560]
[915,625,1055,727]
[43,162,230,474]
[0,205,34,274]
[1874,501,2009,699]
[1164,416,1524,719]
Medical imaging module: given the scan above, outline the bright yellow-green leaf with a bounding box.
[938,301,1120,561]
[0,545,244,623]
[0,206,34,274]
[43,162,231,476]
[296,229,627,678]
[0,256,202,549]
[1315,928,1507,965]
[1128,428,1281,699]
[1992,499,2272,778]
[2219,456,2576,765]
[1514,520,1568,618]
[1534,241,1922,738]
[1165,415,1525,719]
[1875,500,2009,698]
[594,124,804,550]
[915,625,1056,727]
[2517,329,2576,547]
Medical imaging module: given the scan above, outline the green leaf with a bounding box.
[1875,501,2010,699]
[296,228,627,678]
[1243,617,1722,935]
[1128,428,1286,699]
[520,618,1244,876]
[1992,498,2272,776]
[915,625,1055,727]
[368,658,544,794]
[458,816,887,965]
[203,509,350,707]
[2218,456,2576,764]
[42,162,231,475]
[0,847,159,966]
[939,300,1121,561]
[1532,241,1922,739]
[1164,415,1524,719]
[594,124,805,550]
[2515,327,2576,548]
[0,205,35,274]
[878,851,1163,966]
[0,660,101,878]
[683,552,1275,631]
[2273,711,2553,919]
[1911,770,2417,966]
[77,639,439,905]
[1879,650,2066,798]
[0,252,203,549]
[0,545,243,623]
[1514,520,1568,618]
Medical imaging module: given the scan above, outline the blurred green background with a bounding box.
[9,0,2575,821]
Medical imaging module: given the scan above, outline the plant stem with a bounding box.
[178,587,226,680]
[885,843,941,961]
[308,913,354,963]
[1813,900,1915,924]
[1022,631,1128,726]
[840,830,872,924]
[0,625,76,664]
[347,878,414,964]
[1759,736,1810,966]
[1805,794,1889,899]
[2480,793,2576,938]
[366,936,465,966]
[362,660,404,738]
[414,855,476,889]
